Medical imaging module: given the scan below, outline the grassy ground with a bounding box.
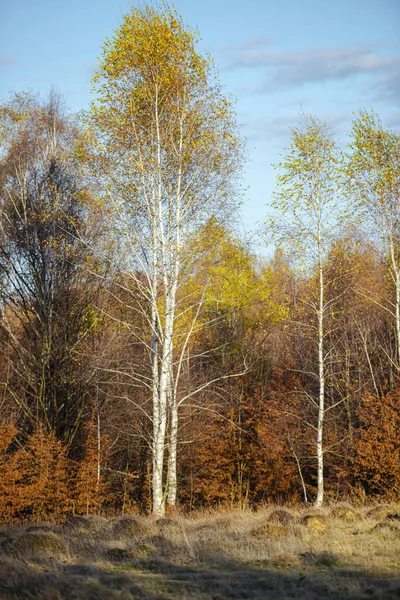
[0,503,399,599]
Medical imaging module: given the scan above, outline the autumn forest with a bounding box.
[0,4,399,523]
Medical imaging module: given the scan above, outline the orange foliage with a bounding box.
[73,413,108,514]
[0,423,19,521]
[0,423,71,522]
[354,389,400,501]
[177,377,301,508]
[0,416,110,522]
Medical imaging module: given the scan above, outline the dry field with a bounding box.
[0,504,399,599]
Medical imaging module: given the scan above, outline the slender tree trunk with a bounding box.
[396,273,400,368]
[152,90,170,517]
[151,223,166,516]
[152,341,169,516]
[167,391,178,507]
[164,273,179,508]
[396,275,400,368]
[96,383,101,488]
[152,307,173,516]
[165,165,182,508]
[390,240,400,367]
[152,278,177,515]
[315,249,325,507]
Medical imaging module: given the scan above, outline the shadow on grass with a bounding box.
[0,553,399,600]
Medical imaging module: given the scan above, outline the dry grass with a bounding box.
[0,503,399,599]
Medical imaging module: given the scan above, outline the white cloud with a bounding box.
[221,39,400,102]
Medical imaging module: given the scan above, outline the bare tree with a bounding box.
[0,91,103,444]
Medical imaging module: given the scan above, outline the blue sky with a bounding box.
[1,0,399,237]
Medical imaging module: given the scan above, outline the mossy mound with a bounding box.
[155,517,181,533]
[365,505,394,520]
[61,514,109,534]
[268,508,297,524]
[302,514,327,533]
[252,522,287,539]
[105,542,155,562]
[371,520,400,534]
[111,515,148,538]
[212,516,232,529]
[155,517,176,527]
[83,514,110,531]
[1,531,68,559]
[331,506,359,521]
[146,535,192,563]
[61,516,91,533]
[192,523,218,541]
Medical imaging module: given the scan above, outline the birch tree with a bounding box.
[268,115,342,506]
[86,4,243,515]
[345,111,400,369]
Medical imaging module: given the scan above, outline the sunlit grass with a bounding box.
[0,503,399,599]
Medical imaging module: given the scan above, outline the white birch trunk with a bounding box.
[165,139,182,508]
[152,313,173,515]
[163,272,179,507]
[315,232,325,507]
[389,238,400,367]
[167,391,178,507]
[396,274,400,368]
[152,322,165,515]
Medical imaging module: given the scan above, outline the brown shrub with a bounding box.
[73,415,109,515]
[354,390,400,500]
[0,424,72,523]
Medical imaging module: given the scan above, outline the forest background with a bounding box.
[0,2,399,521]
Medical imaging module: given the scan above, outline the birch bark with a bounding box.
[315,229,325,507]
[269,114,341,506]
[87,3,244,515]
